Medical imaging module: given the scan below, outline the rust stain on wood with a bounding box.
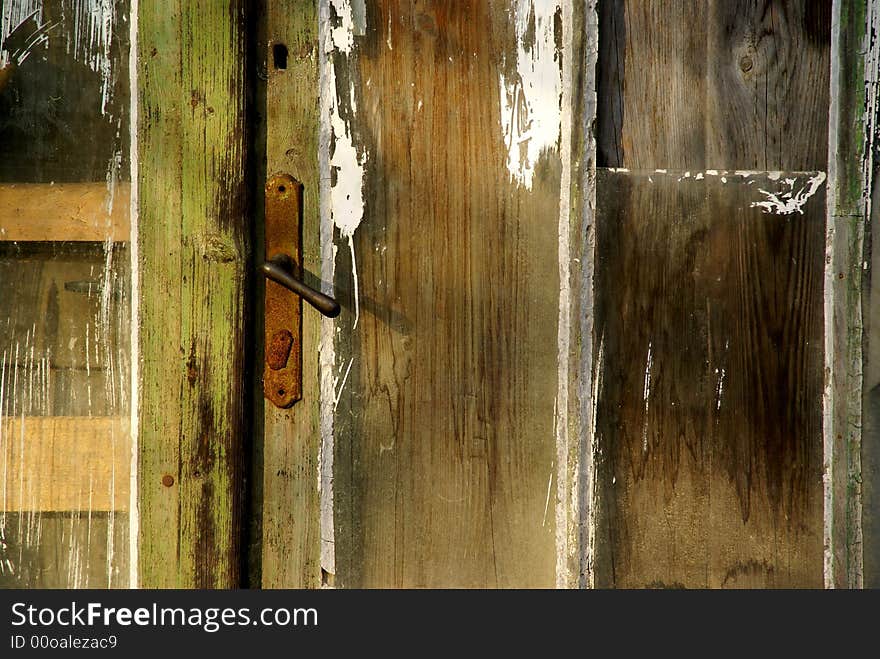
[264,174,303,408]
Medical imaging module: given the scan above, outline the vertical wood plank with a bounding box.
[829,0,874,589]
[329,0,562,588]
[593,0,835,588]
[251,0,323,589]
[137,0,250,588]
[557,0,598,589]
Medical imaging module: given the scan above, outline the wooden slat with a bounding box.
[0,416,130,512]
[597,0,831,170]
[249,0,323,589]
[0,183,130,242]
[593,169,825,588]
[137,0,250,588]
[829,0,872,589]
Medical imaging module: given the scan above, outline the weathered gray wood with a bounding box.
[0,513,129,588]
[597,0,831,170]
[830,0,876,589]
[593,170,825,588]
[557,0,599,589]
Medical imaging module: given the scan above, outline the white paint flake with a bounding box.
[323,0,367,329]
[642,342,653,453]
[715,367,726,411]
[499,0,562,188]
[751,172,827,215]
[318,0,367,584]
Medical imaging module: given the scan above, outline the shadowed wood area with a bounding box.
[593,170,825,588]
[331,1,562,587]
[597,0,831,170]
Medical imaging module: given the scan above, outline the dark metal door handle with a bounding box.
[260,255,341,318]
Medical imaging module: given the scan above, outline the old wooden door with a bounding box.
[251,0,858,589]
[2,0,873,589]
[251,0,591,589]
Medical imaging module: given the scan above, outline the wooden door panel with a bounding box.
[325,0,569,588]
[593,169,825,587]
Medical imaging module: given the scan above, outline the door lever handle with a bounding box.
[259,255,341,318]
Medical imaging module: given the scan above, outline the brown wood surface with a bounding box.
[0,416,130,512]
[593,170,825,588]
[331,1,561,588]
[597,0,831,170]
[0,183,130,242]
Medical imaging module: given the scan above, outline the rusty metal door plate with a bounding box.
[264,173,302,408]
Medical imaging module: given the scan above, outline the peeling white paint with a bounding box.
[385,10,392,50]
[0,2,43,67]
[2,1,117,116]
[641,342,653,453]
[751,172,827,215]
[324,0,367,329]
[715,367,726,411]
[318,0,368,582]
[542,462,554,528]
[499,0,562,189]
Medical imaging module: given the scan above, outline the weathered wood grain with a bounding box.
[597,0,831,170]
[330,0,561,588]
[0,249,127,373]
[0,183,130,242]
[249,0,323,589]
[593,170,825,588]
[0,513,129,588]
[557,0,599,589]
[0,416,130,512]
[137,0,250,588]
[830,0,874,589]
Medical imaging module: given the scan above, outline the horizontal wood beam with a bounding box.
[0,183,130,242]
[0,416,130,512]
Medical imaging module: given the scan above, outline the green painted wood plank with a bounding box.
[137,0,250,588]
